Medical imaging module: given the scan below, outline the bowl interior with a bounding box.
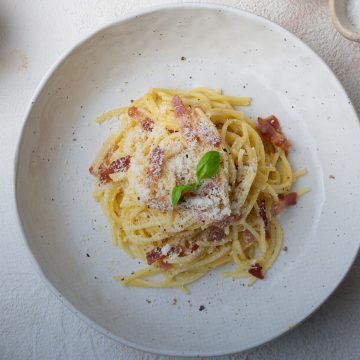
[16,5,360,356]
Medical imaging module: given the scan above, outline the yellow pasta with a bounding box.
[90,87,305,291]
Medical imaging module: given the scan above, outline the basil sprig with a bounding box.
[195,151,221,181]
[171,151,221,206]
[171,184,198,207]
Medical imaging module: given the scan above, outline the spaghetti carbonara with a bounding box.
[89,88,306,291]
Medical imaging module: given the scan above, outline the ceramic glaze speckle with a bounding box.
[15,4,360,357]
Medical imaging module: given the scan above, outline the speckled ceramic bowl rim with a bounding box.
[14,2,360,357]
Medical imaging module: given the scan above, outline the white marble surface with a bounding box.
[1,0,360,359]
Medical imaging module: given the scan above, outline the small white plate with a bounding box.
[15,4,360,357]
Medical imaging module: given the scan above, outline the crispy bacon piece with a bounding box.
[248,263,264,279]
[146,245,181,268]
[128,106,142,118]
[274,192,298,215]
[171,95,197,146]
[146,247,165,265]
[146,146,165,185]
[257,115,290,153]
[170,245,183,256]
[280,192,297,205]
[128,106,154,131]
[109,155,131,173]
[259,199,268,228]
[207,226,225,242]
[268,115,280,130]
[99,155,131,184]
[141,117,154,131]
[172,95,188,117]
[206,214,240,242]
[189,242,199,253]
[99,165,111,184]
[89,146,115,181]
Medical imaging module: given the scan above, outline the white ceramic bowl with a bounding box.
[15,4,360,357]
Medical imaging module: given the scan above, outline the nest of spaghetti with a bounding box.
[90,88,306,291]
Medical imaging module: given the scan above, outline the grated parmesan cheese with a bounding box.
[161,244,172,256]
[168,251,180,260]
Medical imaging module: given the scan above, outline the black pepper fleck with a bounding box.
[199,305,205,311]
[181,56,186,61]
[86,253,90,257]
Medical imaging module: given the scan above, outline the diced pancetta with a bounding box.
[171,95,197,146]
[274,192,298,215]
[248,263,264,279]
[146,146,165,185]
[146,247,164,265]
[257,115,290,153]
[128,106,154,131]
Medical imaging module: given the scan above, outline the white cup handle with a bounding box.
[329,0,360,42]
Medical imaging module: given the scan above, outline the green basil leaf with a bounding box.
[171,183,197,206]
[196,151,221,182]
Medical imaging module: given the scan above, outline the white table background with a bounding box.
[1,0,360,359]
